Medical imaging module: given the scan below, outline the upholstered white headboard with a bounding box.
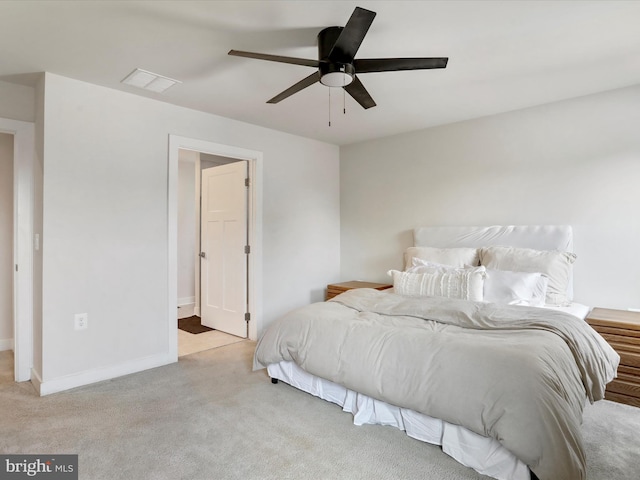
[413,225,573,252]
[413,225,574,299]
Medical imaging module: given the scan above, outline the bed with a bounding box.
[254,225,620,480]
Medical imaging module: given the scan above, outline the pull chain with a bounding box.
[343,86,346,115]
[328,87,331,127]
[328,81,348,126]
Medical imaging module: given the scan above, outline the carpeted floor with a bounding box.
[1,344,639,480]
[178,315,214,334]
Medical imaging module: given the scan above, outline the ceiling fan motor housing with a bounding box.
[318,26,355,86]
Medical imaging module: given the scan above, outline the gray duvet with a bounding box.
[254,289,619,480]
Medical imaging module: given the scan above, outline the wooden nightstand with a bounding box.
[586,307,640,408]
[326,281,392,301]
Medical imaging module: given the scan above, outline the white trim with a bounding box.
[177,296,196,307]
[168,136,263,358]
[36,352,174,396]
[194,153,202,326]
[30,367,42,394]
[0,338,13,352]
[0,118,35,382]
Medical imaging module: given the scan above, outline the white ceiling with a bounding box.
[1,0,639,146]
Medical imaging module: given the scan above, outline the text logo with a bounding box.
[0,455,77,479]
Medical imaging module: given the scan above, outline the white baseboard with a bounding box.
[177,296,196,307]
[177,303,195,319]
[30,367,43,393]
[36,352,176,396]
[0,338,13,352]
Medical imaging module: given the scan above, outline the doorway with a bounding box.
[168,135,262,362]
[177,150,248,356]
[0,133,14,364]
[0,118,34,383]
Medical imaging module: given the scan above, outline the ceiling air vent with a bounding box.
[121,68,181,93]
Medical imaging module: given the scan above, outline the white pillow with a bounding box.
[479,246,576,306]
[484,269,549,307]
[403,246,480,270]
[406,257,453,273]
[388,266,486,301]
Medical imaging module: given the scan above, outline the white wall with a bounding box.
[37,73,340,390]
[340,84,640,310]
[0,133,13,350]
[0,80,35,122]
[177,151,197,306]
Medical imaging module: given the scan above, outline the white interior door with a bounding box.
[200,161,247,337]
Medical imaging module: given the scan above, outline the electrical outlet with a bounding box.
[74,313,88,330]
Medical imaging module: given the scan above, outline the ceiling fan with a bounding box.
[228,6,448,109]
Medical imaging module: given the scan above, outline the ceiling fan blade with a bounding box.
[228,50,319,68]
[328,7,376,63]
[355,57,448,73]
[267,72,321,104]
[344,76,376,109]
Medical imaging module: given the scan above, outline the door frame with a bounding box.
[0,117,35,382]
[168,135,262,360]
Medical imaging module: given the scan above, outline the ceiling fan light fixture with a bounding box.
[319,62,355,87]
[320,71,354,87]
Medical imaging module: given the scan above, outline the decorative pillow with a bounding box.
[388,266,486,301]
[484,269,549,307]
[403,246,480,270]
[479,246,576,306]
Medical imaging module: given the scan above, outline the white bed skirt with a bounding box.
[268,361,531,480]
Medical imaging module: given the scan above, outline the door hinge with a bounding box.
[15,264,18,272]
[244,245,250,254]
[245,312,251,322]
[245,177,250,187]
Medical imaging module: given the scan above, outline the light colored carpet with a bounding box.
[1,343,639,480]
